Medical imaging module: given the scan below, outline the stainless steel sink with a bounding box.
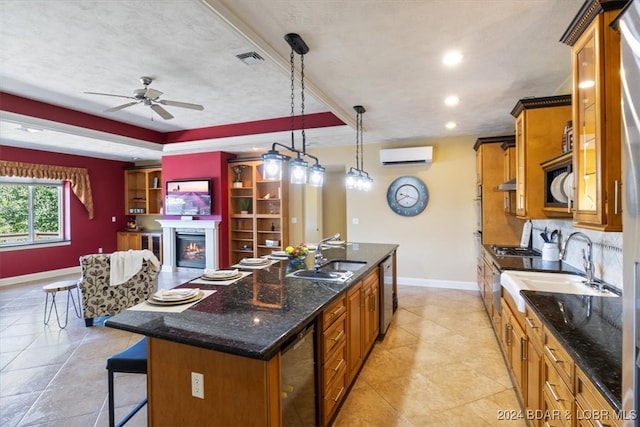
[289,269,354,282]
[320,260,367,271]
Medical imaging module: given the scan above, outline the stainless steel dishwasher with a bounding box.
[380,255,394,335]
[281,323,317,426]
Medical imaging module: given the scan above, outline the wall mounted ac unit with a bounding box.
[379,146,433,165]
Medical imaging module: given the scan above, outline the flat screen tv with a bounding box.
[165,179,212,215]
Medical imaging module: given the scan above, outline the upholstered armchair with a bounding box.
[79,252,160,326]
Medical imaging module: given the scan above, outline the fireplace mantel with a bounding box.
[157,219,220,272]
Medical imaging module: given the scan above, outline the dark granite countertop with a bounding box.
[482,244,623,411]
[521,291,622,411]
[105,243,397,361]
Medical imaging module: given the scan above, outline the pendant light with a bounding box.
[345,105,373,191]
[262,33,325,187]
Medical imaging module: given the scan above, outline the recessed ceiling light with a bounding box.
[444,95,459,106]
[445,121,457,129]
[443,51,463,66]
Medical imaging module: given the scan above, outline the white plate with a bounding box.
[326,240,345,246]
[550,172,568,203]
[203,269,239,279]
[241,257,269,265]
[271,250,287,257]
[153,288,200,302]
[563,172,574,203]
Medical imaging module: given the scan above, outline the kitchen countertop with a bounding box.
[522,291,622,411]
[105,242,397,361]
[483,244,622,411]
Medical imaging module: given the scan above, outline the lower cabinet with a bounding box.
[319,268,380,426]
[116,231,163,263]
[492,295,621,427]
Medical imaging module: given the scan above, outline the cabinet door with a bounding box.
[117,232,141,251]
[503,146,516,214]
[346,282,363,383]
[526,337,542,425]
[571,15,622,231]
[508,309,526,397]
[515,115,526,217]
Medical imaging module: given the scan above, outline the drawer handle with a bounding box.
[595,420,611,427]
[332,358,344,373]
[614,180,620,215]
[332,306,343,317]
[332,386,345,402]
[545,380,561,402]
[331,330,344,342]
[525,317,538,329]
[545,345,560,363]
[520,337,526,361]
[544,422,551,427]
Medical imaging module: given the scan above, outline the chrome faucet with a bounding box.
[314,233,341,270]
[560,231,599,289]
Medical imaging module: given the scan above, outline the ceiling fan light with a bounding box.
[289,157,308,184]
[309,164,325,187]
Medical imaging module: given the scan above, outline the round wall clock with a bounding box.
[386,176,429,217]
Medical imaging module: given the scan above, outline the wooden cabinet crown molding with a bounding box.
[509,94,572,118]
[560,0,629,46]
[473,135,514,151]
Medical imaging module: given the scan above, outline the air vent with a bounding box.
[235,51,265,65]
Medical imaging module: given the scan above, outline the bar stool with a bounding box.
[106,337,148,427]
[43,279,81,328]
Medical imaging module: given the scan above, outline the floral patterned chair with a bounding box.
[79,253,160,326]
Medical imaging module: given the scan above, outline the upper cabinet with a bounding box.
[560,0,626,231]
[124,167,162,215]
[510,95,572,219]
[228,159,289,265]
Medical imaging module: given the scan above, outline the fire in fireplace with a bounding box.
[176,232,206,269]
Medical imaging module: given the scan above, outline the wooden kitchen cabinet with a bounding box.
[473,136,523,245]
[346,281,363,383]
[228,159,289,265]
[124,167,162,215]
[575,365,622,427]
[524,305,544,426]
[502,139,517,215]
[500,298,526,399]
[561,0,624,231]
[362,269,380,352]
[318,295,347,426]
[510,95,572,219]
[116,231,163,263]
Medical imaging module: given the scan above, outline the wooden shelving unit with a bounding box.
[124,167,162,215]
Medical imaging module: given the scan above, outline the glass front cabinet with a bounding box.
[561,0,624,231]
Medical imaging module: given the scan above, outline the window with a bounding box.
[0,178,64,247]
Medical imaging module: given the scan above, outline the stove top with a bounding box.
[491,245,541,257]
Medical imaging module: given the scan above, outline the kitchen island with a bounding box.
[105,242,397,426]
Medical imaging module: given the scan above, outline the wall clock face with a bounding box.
[386,176,429,217]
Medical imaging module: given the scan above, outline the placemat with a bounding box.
[188,271,252,286]
[128,289,217,313]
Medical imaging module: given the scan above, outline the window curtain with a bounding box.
[0,160,94,219]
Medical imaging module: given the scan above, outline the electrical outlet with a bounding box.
[191,372,204,399]
[98,248,103,254]
[291,217,297,224]
[352,218,359,224]
[111,216,116,222]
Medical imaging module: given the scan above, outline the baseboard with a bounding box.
[0,266,81,287]
[397,277,478,291]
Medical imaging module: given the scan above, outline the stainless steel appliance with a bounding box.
[281,323,316,425]
[617,2,640,424]
[380,254,395,335]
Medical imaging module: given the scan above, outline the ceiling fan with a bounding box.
[84,76,204,120]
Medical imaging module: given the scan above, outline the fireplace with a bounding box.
[156,219,220,272]
[176,231,206,269]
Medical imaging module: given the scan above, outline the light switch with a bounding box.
[291,217,297,224]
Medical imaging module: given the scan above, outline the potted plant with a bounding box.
[240,198,251,214]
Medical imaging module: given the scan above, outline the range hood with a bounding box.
[498,178,516,191]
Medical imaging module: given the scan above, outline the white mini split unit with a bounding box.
[379,146,433,165]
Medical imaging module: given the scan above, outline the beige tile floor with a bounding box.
[0,273,526,426]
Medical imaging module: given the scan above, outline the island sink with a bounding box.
[320,260,367,271]
[289,269,354,282]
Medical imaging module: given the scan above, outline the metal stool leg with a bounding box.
[44,292,61,326]
[68,286,81,318]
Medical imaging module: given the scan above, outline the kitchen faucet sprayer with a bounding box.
[314,233,341,270]
[560,231,600,290]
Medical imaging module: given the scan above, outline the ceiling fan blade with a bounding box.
[150,104,174,120]
[84,91,135,100]
[159,99,204,111]
[104,101,139,113]
[144,88,163,100]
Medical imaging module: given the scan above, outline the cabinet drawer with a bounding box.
[323,367,347,422]
[575,367,621,427]
[543,331,573,389]
[322,313,346,357]
[543,355,573,420]
[525,305,544,350]
[322,296,346,331]
[323,342,346,393]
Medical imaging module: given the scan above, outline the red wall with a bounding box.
[0,146,130,278]
[161,151,235,267]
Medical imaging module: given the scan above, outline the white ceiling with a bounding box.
[0,0,583,162]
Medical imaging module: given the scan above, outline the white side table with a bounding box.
[43,280,81,328]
